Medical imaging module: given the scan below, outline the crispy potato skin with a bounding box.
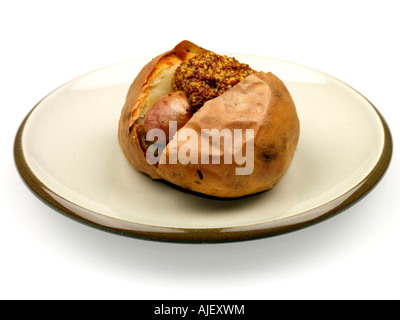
[118,41,300,197]
[118,41,208,178]
[157,72,300,197]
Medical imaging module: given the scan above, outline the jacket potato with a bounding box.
[118,40,300,198]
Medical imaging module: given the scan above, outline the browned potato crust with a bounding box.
[118,41,208,179]
[158,72,300,197]
[118,41,300,198]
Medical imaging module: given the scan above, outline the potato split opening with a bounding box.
[137,65,178,125]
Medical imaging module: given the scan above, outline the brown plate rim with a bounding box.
[13,59,393,243]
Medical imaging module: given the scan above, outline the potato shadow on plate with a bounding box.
[155,178,272,215]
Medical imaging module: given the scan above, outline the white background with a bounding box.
[1,0,399,300]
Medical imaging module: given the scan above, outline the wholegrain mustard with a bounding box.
[173,52,256,112]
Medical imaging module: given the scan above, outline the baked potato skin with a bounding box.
[118,41,208,179]
[119,41,300,198]
[157,71,300,198]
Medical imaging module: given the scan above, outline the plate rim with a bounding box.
[13,56,393,243]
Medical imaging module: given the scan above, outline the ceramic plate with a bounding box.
[14,55,392,243]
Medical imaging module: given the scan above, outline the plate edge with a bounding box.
[13,59,394,244]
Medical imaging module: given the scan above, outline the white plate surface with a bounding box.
[14,55,392,242]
